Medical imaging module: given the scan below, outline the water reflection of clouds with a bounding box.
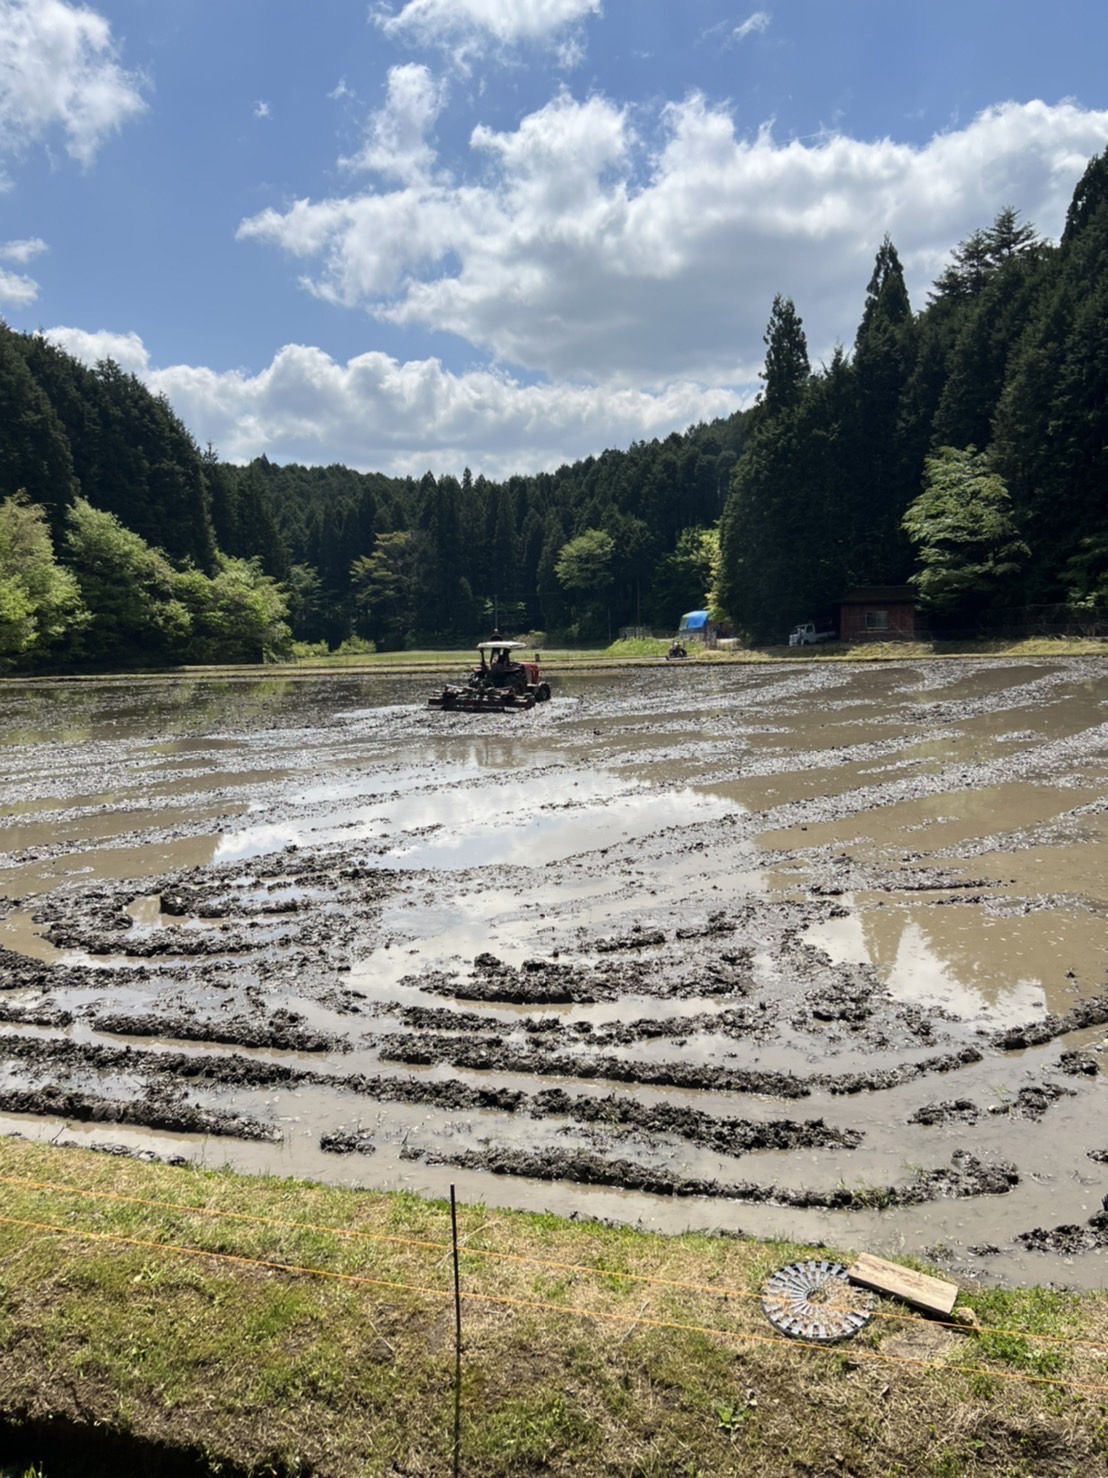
[885,920,1045,1022]
[804,903,1047,1025]
[216,772,735,871]
[215,822,303,861]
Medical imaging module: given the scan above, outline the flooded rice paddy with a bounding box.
[1,657,1107,1288]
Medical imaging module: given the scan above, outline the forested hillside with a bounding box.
[247,420,741,649]
[2,145,1107,671]
[0,318,743,664]
[720,147,1108,641]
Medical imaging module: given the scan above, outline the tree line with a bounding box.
[720,147,1108,641]
[2,146,1107,670]
[0,317,742,665]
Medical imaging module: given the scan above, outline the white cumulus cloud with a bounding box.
[342,64,445,182]
[0,265,38,304]
[43,325,150,374]
[0,234,46,302]
[376,0,601,56]
[0,234,46,262]
[0,0,146,172]
[237,94,1108,388]
[43,328,738,479]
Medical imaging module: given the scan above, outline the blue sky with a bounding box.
[2,0,1107,477]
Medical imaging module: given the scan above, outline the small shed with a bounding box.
[838,586,918,641]
[677,609,711,640]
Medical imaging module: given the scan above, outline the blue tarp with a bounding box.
[678,610,710,632]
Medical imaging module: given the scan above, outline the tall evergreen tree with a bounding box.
[718,297,814,640]
[759,294,810,418]
[848,236,918,581]
[993,148,1108,598]
[0,328,78,533]
[931,243,1050,453]
[985,206,1040,263]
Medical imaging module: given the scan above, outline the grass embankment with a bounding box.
[2,1140,1107,1476]
[4,636,1103,688]
[276,635,1107,672]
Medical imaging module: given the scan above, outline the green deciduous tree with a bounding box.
[649,525,717,627]
[64,498,191,664]
[902,447,1029,615]
[555,528,615,639]
[555,529,615,595]
[284,563,326,642]
[351,531,418,649]
[1062,534,1108,607]
[176,557,292,663]
[0,493,86,665]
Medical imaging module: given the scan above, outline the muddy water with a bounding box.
[1,659,1107,1288]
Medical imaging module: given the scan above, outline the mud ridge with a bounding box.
[404,1144,1018,1208]
[90,1009,345,1053]
[0,1001,74,1028]
[378,1032,812,1098]
[990,994,1108,1051]
[524,1087,861,1155]
[0,945,116,991]
[0,1086,279,1141]
[378,1031,984,1098]
[0,1034,850,1162]
[395,1003,772,1046]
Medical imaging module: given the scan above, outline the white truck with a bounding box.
[788,621,836,646]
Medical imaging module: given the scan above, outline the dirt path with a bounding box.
[1,658,1106,1286]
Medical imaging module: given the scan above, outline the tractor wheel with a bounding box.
[535,683,551,702]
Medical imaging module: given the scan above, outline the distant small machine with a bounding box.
[429,641,552,712]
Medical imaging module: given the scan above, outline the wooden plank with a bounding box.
[847,1253,958,1316]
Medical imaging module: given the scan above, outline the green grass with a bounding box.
[601,637,674,658]
[268,633,1108,671]
[3,1138,1108,1476]
[6,635,1102,690]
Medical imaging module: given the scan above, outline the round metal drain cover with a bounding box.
[760,1260,875,1343]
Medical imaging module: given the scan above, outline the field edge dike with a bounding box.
[2,1137,1108,1478]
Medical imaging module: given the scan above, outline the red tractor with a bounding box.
[429,641,552,711]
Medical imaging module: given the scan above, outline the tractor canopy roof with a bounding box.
[476,640,529,654]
